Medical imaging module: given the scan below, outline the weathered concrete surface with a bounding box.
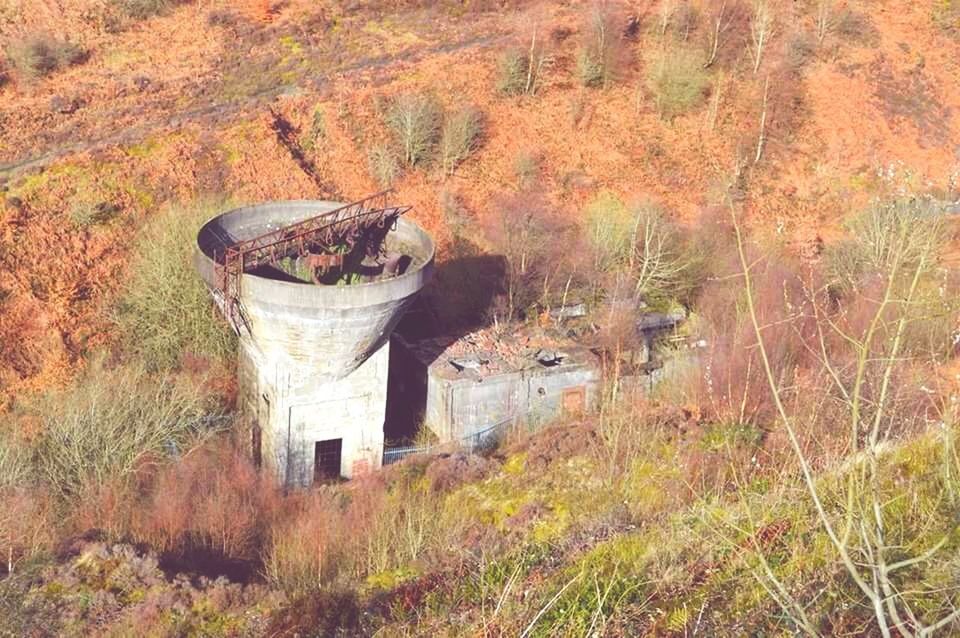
[396,335,601,443]
[195,201,434,486]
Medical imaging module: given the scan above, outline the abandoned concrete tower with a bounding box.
[195,195,434,487]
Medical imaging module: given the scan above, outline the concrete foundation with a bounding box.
[196,201,433,488]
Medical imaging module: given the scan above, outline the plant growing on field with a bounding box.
[484,191,568,320]
[368,143,401,187]
[6,35,85,78]
[732,195,960,636]
[627,202,693,303]
[32,357,218,498]
[112,0,187,20]
[646,48,710,120]
[386,93,441,167]
[576,2,624,88]
[439,106,483,176]
[115,198,236,370]
[496,27,551,96]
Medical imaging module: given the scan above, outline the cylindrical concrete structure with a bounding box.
[195,201,434,486]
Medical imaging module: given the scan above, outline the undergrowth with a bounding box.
[114,197,236,371]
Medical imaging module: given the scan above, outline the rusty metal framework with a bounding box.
[213,190,412,331]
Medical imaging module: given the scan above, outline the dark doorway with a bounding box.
[314,439,342,482]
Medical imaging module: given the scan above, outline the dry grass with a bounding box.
[5,35,85,79]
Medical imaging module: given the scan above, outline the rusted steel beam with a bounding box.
[213,190,412,332]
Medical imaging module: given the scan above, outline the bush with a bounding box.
[439,106,483,176]
[495,37,548,96]
[933,0,960,36]
[69,201,119,228]
[133,443,277,560]
[576,4,625,88]
[368,144,401,187]
[496,48,528,95]
[834,9,880,46]
[513,150,540,189]
[825,196,949,291]
[585,190,633,274]
[6,35,85,79]
[31,357,219,498]
[385,93,441,167]
[646,48,710,120]
[0,433,26,490]
[114,198,236,370]
[112,0,186,20]
[301,106,326,153]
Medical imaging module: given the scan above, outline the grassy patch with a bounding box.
[26,356,219,498]
[646,48,710,120]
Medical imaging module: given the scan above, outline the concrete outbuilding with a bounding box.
[391,328,601,444]
[195,200,434,487]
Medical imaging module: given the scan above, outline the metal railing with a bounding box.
[382,413,521,466]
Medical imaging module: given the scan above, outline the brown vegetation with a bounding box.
[1,0,960,634]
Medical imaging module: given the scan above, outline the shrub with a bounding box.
[69,201,119,228]
[112,0,186,20]
[627,202,697,305]
[646,48,710,120]
[825,196,949,291]
[133,443,277,560]
[6,35,85,79]
[439,106,483,176]
[0,433,27,490]
[496,48,528,95]
[483,190,569,319]
[495,35,549,96]
[114,198,236,370]
[385,93,441,167]
[785,31,816,70]
[933,0,960,37]
[513,150,540,189]
[834,9,880,46]
[368,144,401,187]
[30,356,219,498]
[576,3,625,88]
[300,106,326,153]
[585,190,633,274]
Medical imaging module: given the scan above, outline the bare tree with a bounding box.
[704,0,730,69]
[658,0,676,37]
[750,0,775,74]
[755,74,770,163]
[816,0,834,43]
[628,202,692,302]
[484,191,566,320]
[732,196,960,637]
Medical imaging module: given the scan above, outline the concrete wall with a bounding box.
[422,358,601,442]
[196,202,433,487]
[240,327,390,487]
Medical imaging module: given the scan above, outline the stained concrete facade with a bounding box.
[393,333,601,443]
[196,201,434,487]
